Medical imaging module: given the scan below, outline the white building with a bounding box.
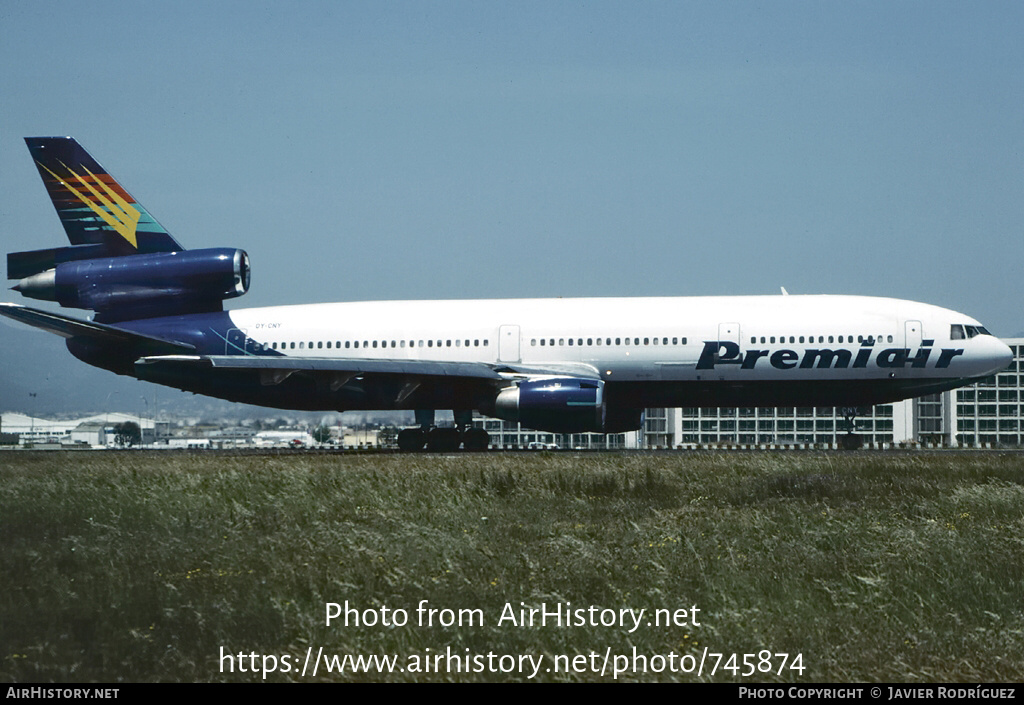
[0,412,156,446]
[69,421,108,447]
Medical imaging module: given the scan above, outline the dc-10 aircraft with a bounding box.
[1,137,1012,450]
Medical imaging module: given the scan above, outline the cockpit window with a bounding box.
[954,323,992,339]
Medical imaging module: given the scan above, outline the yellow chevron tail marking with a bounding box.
[37,160,141,248]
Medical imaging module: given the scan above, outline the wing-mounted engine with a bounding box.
[490,377,642,433]
[11,247,250,323]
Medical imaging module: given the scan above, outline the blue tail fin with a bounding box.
[26,136,182,253]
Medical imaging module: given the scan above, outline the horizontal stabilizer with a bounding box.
[8,244,108,280]
[0,302,194,354]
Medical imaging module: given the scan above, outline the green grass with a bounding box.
[1,450,1023,682]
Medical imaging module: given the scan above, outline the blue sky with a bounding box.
[1,2,1022,349]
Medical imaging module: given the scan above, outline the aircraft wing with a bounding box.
[137,354,507,380]
[0,302,195,354]
[135,355,602,386]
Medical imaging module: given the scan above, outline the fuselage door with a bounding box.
[718,322,741,346]
[905,320,922,349]
[498,325,520,362]
[714,322,742,375]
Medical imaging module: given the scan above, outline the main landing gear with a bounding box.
[395,410,491,452]
[840,407,864,450]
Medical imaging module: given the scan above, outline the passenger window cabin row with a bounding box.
[531,336,688,347]
[270,339,491,351]
[750,334,895,345]
[264,327,975,354]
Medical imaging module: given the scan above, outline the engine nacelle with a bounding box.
[492,377,609,433]
[492,378,645,433]
[14,248,249,321]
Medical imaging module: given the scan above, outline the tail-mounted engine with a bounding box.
[10,247,249,323]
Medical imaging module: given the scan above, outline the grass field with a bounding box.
[1,450,1022,682]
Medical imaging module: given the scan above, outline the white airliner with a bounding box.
[1,137,1012,450]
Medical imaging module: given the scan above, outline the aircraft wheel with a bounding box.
[427,427,462,452]
[397,428,426,452]
[463,428,490,452]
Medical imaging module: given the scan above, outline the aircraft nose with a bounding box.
[985,337,1013,376]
